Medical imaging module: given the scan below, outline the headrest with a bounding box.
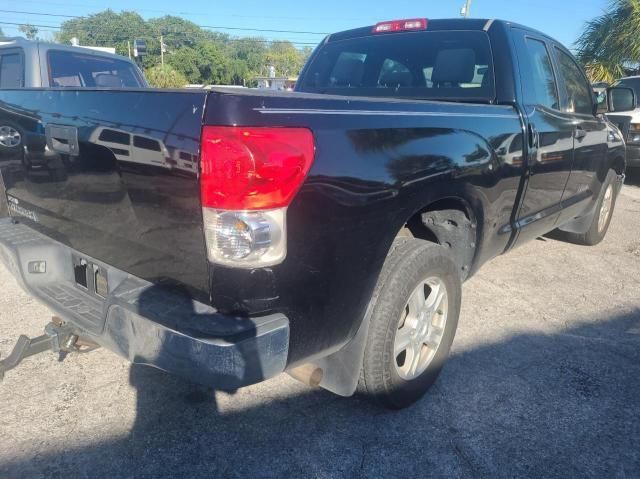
[94,73,124,88]
[331,59,365,87]
[431,48,476,84]
[379,69,413,88]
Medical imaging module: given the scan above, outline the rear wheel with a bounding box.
[360,239,461,409]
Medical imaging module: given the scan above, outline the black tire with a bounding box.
[360,238,461,409]
[555,169,619,246]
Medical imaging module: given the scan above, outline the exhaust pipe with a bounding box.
[287,363,323,387]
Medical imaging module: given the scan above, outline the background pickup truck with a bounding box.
[606,76,640,171]
[0,37,146,89]
[0,18,633,409]
[0,38,146,154]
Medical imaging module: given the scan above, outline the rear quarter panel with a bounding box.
[204,90,524,364]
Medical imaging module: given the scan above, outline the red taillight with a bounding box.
[373,18,428,33]
[200,126,315,210]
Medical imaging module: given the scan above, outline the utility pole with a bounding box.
[160,35,164,66]
[127,41,131,59]
[462,0,472,18]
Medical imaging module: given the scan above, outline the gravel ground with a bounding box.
[1,175,639,478]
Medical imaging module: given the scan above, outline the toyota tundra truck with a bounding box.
[0,19,634,409]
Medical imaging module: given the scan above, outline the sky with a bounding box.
[0,0,609,51]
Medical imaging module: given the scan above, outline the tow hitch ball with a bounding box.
[0,317,99,381]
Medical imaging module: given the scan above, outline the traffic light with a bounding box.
[133,39,147,58]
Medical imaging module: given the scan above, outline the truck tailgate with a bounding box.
[0,89,210,300]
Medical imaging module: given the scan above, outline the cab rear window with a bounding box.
[298,30,495,102]
[48,50,144,88]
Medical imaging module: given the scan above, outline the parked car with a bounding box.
[0,37,146,153]
[604,75,640,170]
[0,19,634,409]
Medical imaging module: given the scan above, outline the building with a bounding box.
[255,76,297,91]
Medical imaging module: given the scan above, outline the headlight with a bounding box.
[608,129,621,142]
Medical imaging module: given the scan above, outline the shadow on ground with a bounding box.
[2,310,640,478]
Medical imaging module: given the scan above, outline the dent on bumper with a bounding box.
[0,218,289,389]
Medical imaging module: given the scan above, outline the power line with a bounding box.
[0,21,320,47]
[0,10,331,36]
[0,20,66,29]
[13,0,371,23]
[0,9,78,19]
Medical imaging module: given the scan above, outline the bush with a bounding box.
[145,64,188,88]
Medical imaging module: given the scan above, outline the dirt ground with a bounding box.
[1,174,639,478]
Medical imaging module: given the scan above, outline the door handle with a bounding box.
[45,124,79,155]
[528,123,539,149]
[574,127,587,141]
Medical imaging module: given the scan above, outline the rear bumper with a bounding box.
[0,219,289,389]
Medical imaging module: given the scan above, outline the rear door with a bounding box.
[551,45,608,223]
[511,29,575,245]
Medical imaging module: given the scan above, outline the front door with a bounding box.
[511,30,575,246]
[551,45,609,224]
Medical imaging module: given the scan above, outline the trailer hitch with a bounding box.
[0,317,99,381]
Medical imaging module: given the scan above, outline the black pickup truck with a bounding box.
[0,19,633,409]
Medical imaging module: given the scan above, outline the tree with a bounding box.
[148,16,211,50]
[194,42,230,84]
[166,47,200,83]
[227,38,268,85]
[19,24,39,40]
[576,0,640,83]
[57,9,311,86]
[145,64,187,88]
[58,10,151,58]
[265,41,307,77]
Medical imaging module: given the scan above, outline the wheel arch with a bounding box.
[399,195,481,279]
[302,193,484,397]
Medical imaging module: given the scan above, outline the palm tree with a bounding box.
[576,0,640,83]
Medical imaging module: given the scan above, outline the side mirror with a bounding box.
[607,86,636,113]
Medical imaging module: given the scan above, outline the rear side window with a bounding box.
[521,38,559,110]
[554,48,593,115]
[48,50,143,88]
[0,52,24,88]
[298,30,495,101]
[133,136,161,152]
[98,129,130,145]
